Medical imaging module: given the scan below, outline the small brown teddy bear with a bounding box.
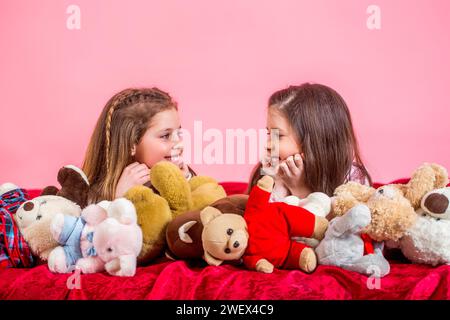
[316,163,446,276]
[165,194,249,265]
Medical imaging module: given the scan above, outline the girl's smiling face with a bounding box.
[134,108,184,168]
[266,106,303,163]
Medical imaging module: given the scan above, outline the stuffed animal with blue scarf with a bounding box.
[48,198,143,276]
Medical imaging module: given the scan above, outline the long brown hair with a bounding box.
[248,83,372,196]
[83,87,187,203]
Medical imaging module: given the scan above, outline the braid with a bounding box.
[105,104,115,173]
[105,89,140,172]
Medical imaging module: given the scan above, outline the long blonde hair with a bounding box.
[82,87,178,203]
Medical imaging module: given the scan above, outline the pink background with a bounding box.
[1,0,449,188]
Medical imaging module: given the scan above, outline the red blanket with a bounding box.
[1,260,449,300]
[1,181,449,300]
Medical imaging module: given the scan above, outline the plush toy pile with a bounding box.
[3,160,450,280]
[48,198,143,276]
[124,161,227,264]
[2,165,144,277]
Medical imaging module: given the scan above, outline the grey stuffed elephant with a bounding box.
[315,204,390,277]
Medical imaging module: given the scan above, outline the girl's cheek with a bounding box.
[278,141,301,161]
[137,140,165,167]
[277,141,291,160]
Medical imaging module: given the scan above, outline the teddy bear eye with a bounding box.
[227,228,233,235]
[224,248,231,254]
[107,248,113,252]
[378,189,384,194]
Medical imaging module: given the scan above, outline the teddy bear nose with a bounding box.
[23,202,34,211]
[233,241,240,248]
[424,193,449,214]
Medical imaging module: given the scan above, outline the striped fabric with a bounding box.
[0,189,34,268]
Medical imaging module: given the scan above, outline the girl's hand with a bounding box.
[170,155,192,180]
[115,162,150,198]
[278,153,309,198]
[180,161,192,180]
[260,154,278,177]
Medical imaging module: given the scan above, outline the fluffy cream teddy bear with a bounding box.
[14,165,89,261]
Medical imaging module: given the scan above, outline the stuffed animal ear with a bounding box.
[107,198,137,225]
[81,204,107,225]
[332,182,375,217]
[178,220,197,244]
[56,165,90,208]
[405,163,449,209]
[211,194,249,216]
[334,182,375,201]
[200,206,222,226]
[430,163,449,188]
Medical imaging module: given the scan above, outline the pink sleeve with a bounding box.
[346,164,370,186]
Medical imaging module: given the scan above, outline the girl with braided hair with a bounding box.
[82,87,194,203]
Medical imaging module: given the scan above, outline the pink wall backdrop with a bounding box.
[1,0,449,188]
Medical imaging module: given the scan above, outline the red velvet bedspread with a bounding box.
[2,259,450,300]
[1,181,450,300]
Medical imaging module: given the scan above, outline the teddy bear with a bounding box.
[316,163,446,277]
[392,187,450,266]
[243,175,329,274]
[165,194,249,264]
[48,198,143,276]
[1,183,35,268]
[14,165,89,262]
[124,161,227,264]
[385,164,450,266]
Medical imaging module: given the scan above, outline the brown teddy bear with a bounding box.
[125,161,227,264]
[165,194,248,264]
[316,163,446,276]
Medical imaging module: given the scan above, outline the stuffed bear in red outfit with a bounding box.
[243,176,329,273]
